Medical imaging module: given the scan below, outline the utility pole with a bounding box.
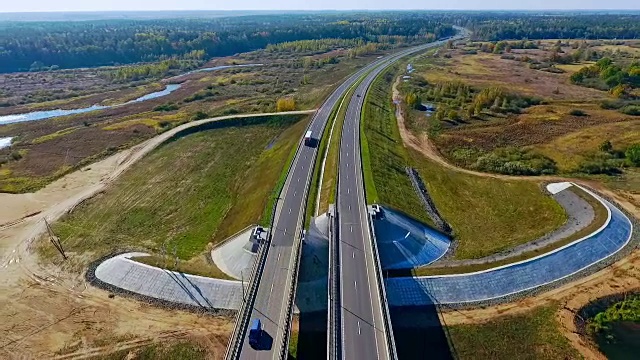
[241,270,246,301]
[44,218,67,260]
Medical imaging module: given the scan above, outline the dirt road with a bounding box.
[0,110,314,359]
[391,76,639,218]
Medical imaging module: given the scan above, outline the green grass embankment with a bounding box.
[447,305,580,360]
[48,114,308,272]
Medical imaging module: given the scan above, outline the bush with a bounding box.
[9,151,22,161]
[620,105,640,116]
[569,109,588,116]
[471,147,557,176]
[578,151,626,175]
[192,111,208,120]
[154,103,180,112]
[626,144,640,166]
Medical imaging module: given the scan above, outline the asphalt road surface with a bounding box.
[237,48,409,360]
[236,36,460,360]
[335,38,459,360]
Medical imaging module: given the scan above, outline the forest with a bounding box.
[0,13,454,73]
[461,13,640,40]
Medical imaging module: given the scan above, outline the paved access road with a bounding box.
[386,186,634,306]
[335,39,457,360]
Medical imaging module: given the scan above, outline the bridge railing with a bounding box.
[327,204,342,360]
[366,212,398,360]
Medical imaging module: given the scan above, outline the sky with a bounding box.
[1,0,639,13]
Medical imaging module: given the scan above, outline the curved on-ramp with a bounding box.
[386,184,634,306]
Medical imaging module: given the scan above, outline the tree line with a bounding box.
[0,14,454,73]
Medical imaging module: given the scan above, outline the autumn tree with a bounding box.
[276,97,296,112]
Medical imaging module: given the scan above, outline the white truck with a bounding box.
[304,130,314,146]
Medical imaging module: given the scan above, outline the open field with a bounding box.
[446,304,580,360]
[399,40,640,209]
[533,119,640,172]
[0,46,393,194]
[362,65,567,260]
[44,114,308,273]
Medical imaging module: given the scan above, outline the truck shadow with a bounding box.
[291,311,326,360]
[252,330,273,351]
[390,305,455,360]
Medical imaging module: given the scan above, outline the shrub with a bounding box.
[626,144,640,166]
[154,103,180,112]
[472,147,557,176]
[192,111,208,120]
[9,151,22,161]
[569,109,588,116]
[620,105,640,116]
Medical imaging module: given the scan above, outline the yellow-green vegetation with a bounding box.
[87,340,208,360]
[587,294,640,359]
[361,66,435,226]
[102,112,189,131]
[447,305,580,360]
[288,328,299,359]
[31,127,79,144]
[415,186,607,275]
[533,120,640,172]
[556,61,596,73]
[49,114,307,267]
[411,152,566,259]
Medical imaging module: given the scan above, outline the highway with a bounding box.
[335,37,461,359]
[234,45,420,360]
[232,35,462,360]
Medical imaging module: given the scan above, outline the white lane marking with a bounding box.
[352,252,355,258]
[277,253,281,262]
[289,208,291,214]
[297,178,300,182]
[354,280,357,289]
[270,282,275,295]
[284,228,287,235]
[347,188,350,194]
[358,321,361,335]
[348,205,351,211]
[294,191,297,197]
[350,225,353,233]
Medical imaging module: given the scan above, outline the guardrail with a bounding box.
[366,212,398,360]
[327,205,341,360]
[224,106,321,360]
[223,216,271,360]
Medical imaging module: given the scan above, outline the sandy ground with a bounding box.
[393,76,640,359]
[0,110,314,359]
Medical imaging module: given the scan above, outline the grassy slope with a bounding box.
[415,186,607,275]
[361,66,435,226]
[360,66,567,260]
[411,151,567,259]
[88,341,207,360]
[447,305,581,360]
[50,115,308,265]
